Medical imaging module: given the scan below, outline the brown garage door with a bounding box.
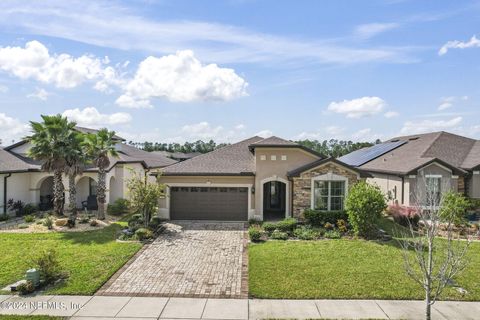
[170,186,248,221]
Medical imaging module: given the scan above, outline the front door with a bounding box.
[263,181,286,220]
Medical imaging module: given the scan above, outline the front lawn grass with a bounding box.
[249,232,480,300]
[0,223,141,295]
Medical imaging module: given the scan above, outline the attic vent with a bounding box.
[409,137,419,141]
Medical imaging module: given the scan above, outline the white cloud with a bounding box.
[255,130,273,138]
[0,40,119,90]
[400,116,463,134]
[327,96,386,118]
[27,87,50,101]
[439,35,480,56]
[0,84,8,93]
[351,128,383,142]
[0,1,415,65]
[384,111,399,118]
[325,126,346,135]
[354,23,400,39]
[116,50,248,108]
[437,96,468,111]
[62,107,132,128]
[179,121,247,142]
[0,113,29,144]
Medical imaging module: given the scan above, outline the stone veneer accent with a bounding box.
[292,162,361,218]
[458,176,465,195]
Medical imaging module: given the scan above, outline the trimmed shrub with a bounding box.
[336,219,348,233]
[293,226,319,240]
[303,209,348,226]
[135,228,153,241]
[248,225,263,242]
[128,213,144,230]
[270,230,288,240]
[440,192,470,225]
[324,229,341,239]
[24,215,35,223]
[262,222,277,233]
[387,204,419,227]
[345,181,387,239]
[324,222,334,230]
[276,218,298,234]
[23,203,38,215]
[107,198,130,216]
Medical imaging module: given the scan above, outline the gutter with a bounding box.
[3,173,11,214]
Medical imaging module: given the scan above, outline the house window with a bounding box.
[426,175,441,206]
[281,155,287,161]
[271,155,277,161]
[313,180,346,211]
[260,155,266,160]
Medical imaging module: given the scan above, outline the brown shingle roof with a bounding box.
[249,136,297,147]
[462,141,480,170]
[357,131,477,174]
[0,148,41,173]
[161,136,263,176]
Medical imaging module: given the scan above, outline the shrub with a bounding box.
[135,228,153,241]
[345,182,387,239]
[18,223,29,229]
[0,214,8,221]
[34,249,67,284]
[270,230,288,240]
[78,216,90,224]
[7,199,25,216]
[324,229,341,239]
[262,222,277,233]
[440,192,470,225]
[249,218,262,226]
[107,198,130,216]
[67,217,76,228]
[293,226,319,240]
[24,215,35,223]
[17,281,35,295]
[43,216,54,230]
[23,204,38,215]
[303,209,348,226]
[249,225,263,242]
[336,219,348,233]
[148,216,163,230]
[128,213,144,230]
[324,222,334,230]
[90,219,98,227]
[276,218,298,234]
[387,204,419,227]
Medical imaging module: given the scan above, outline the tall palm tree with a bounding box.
[64,131,86,221]
[83,129,118,220]
[28,115,77,216]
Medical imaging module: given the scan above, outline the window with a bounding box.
[260,155,266,160]
[281,155,287,161]
[426,175,441,206]
[271,155,277,161]
[313,180,346,211]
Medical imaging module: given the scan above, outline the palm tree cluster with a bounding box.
[27,114,118,222]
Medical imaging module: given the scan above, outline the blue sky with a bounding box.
[0,0,479,145]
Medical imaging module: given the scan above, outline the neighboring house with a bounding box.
[156,136,370,221]
[0,127,177,214]
[339,131,480,206]
[153,151,201,162]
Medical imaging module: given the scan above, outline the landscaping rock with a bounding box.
[55,218,68,226]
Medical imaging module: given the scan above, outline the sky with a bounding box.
[0,0,480,145]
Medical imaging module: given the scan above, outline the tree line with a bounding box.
[130,138,379,157]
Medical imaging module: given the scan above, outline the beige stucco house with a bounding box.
[0,127,176,215]
[156,136,370,221]
[339,131,480,206]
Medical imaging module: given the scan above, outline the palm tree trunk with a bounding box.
[97,167,107,220]
[53,170,64,215]
[68,174,77,219]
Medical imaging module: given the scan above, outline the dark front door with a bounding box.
[170,186,248,221]
[263,181,286,220]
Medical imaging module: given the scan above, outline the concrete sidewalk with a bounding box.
[0,294,478,319]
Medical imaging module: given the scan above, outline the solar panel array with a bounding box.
[338,140,407,167]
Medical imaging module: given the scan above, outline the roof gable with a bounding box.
[287,157,371,178]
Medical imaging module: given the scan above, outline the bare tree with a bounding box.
[399,174,471,320]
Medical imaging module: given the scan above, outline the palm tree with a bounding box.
[28,115,77,216]
[83,129,118,220]
[64,131,86,221]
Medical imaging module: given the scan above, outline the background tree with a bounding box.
[27,115,76,216]
[64,130,86,222]
[127,170,166,228]
[399,177,471,320]
[83,129,118,220]
[296,139,378,157]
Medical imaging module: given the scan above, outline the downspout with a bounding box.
[3,173,12,214]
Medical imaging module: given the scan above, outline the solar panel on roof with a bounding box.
[338,140,407,167]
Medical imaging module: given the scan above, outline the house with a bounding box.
[339,131,480,206]
[0,127,177,214]
[156,136,370,221]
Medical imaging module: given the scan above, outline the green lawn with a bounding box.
[0,223,141,295]
[249,221,480,300]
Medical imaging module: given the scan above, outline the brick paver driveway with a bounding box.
[98,221,248,298]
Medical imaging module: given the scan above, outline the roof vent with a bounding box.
[391,139,400,142]
[409,137,419,141]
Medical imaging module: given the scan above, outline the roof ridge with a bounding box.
[419,131,444,158]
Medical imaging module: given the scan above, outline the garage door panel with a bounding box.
[170,186,248,221]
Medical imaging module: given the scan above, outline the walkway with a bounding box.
[0,295,478,319]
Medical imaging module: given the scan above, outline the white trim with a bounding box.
[310,173,348,211]
[419,162,452,173]
[270,155,277,161]
[163,182,254,220]
[408,175,416,178]
[260,176,290,219]
[451,175,459,179]
[281,155,287,161]
[425,174,442,178]
[474,171,480,175]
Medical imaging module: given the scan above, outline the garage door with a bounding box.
[170,186,248,221]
